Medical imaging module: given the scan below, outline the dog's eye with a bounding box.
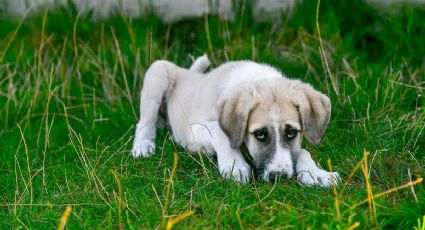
[286,128,298,141]
[253,129,268,142]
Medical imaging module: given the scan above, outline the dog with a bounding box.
[131,55,340,186]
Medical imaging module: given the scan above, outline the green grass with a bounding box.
[1,0,424,229]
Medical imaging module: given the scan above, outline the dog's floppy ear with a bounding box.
[293,83,331,145]
[218,85,257,149]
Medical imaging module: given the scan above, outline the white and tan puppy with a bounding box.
[131,55,340,186]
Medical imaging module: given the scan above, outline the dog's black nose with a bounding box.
[269,172,285,183]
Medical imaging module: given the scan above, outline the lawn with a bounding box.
[0,0,424,229]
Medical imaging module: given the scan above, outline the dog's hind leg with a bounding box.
[132,60,181,158]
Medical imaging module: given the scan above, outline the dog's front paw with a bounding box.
[131,139,156,158]
[219,160,251,185]
[297,170,340,187]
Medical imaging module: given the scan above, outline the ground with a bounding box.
[0,0,424,229]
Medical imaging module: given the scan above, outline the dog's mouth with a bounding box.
[259,168,293,183]
[240,144,295,183]
[247,164,294,183]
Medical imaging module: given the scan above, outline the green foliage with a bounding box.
[0,0,424,228]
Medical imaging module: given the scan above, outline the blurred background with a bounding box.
[2,0,425,22]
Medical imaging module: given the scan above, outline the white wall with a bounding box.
[1,0,234,21]
[1,0,424,22]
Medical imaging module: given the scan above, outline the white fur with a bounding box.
[296,149,340,187]
[132,122,156,157]
[189,54,211,73]
[132,107,158,157]
[189,123,215,154]
[221,62,282,95]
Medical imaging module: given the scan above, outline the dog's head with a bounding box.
[218,78,331,182]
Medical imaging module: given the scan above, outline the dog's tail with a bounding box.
[189,54,211,73]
